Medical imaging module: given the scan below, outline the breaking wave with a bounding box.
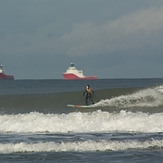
[94,86,163,108]
[0,85,163,114]
[0,110,163,133]
[0,139,163,153]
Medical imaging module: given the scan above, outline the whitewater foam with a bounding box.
[94,86,163,108]
[0,139,163,153]
[0,110,163,133]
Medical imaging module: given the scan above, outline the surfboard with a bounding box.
[67,104,93,108]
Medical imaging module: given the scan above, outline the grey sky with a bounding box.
[1,0,163,79]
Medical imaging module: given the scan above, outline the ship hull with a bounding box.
[0,73,14,80]
[63,73,98,80]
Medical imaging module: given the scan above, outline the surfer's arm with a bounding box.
[91,88,95,94]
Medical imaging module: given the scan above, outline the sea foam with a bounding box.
[94,86,163,108]
[0,110,163,133]
[0,139,163,153]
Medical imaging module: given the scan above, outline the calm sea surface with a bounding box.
[0,78,163,162]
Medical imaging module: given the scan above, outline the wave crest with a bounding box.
[94,86,163,108]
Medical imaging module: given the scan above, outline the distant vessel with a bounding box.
[63,63,98,80]
[0,64,14,80]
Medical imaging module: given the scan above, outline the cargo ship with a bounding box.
[0,64,14,80]
[63,63,98,80]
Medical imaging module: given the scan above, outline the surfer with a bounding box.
[83,84,95,105]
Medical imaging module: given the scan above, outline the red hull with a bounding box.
[63,73,98,80]
[0,73,14,80]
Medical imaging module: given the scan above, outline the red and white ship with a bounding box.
[63,63,98,80]
[0,64,14,80]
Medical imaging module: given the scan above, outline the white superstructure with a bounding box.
[0,65,4,73]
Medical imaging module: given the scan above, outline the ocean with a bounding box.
[0,78,163,162]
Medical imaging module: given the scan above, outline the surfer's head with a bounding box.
[87,85,90,89]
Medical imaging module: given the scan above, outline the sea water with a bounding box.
[0,79,163,162]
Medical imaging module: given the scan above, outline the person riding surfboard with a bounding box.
[83,84,95,105]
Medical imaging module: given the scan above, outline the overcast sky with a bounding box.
[1,0,163,79]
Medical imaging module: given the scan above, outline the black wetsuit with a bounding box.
[83,88,94,105]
